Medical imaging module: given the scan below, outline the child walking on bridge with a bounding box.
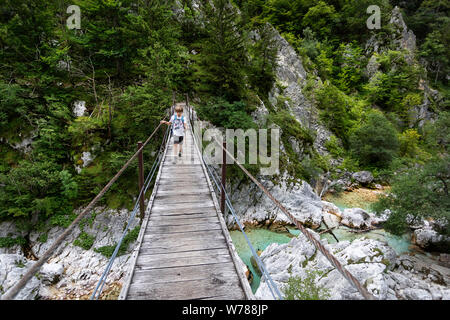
[161,105,187,158]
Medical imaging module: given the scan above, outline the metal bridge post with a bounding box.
[221,142,227,215]
[137,141,145,221]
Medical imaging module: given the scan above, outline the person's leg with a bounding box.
[173,136,179,158]
[178,137,184,157]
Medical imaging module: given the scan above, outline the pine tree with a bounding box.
[191,0,248,100]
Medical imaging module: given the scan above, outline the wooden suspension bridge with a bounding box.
[2,99,374,301]
[118,103,253,300]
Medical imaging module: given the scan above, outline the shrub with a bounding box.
[350,111,399,168]
[282,269,331,300]
[73,232,95,250]
[94,226,140,258]
[373,155,450,236]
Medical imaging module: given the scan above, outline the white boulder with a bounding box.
[341,208,373,229]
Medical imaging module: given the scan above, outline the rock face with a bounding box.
[389,6,416,56]
[268,26,332,156]
[0,207,139,300]
[230,177,324,229]
[413,227,450,252]
[255,232,450,300]
[0,254,41,300]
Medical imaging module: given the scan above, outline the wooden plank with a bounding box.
[156,186,208,193]
[151,203,216,212]
[159,174,206,181]
[154,194,212,203]
[163,164,203,168]
[138,247,230,261]
[161,165,204,172]
[139,239,228,255]
[156,178,207,184]
[143,230,226,243]
[146,222,221,234]
[149,213,217,221]
[147,216,219,225]
[156,189,211,196]
[146,219,218,230]
[136,252,232,270]
[126,277,245,300]
[131,262,239,285]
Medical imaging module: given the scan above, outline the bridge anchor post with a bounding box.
[221,142,227,216]
[137,141,145,221]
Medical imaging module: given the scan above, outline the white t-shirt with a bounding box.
[171,114,185,137]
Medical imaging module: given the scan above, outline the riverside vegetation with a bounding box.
[0,0,449,299]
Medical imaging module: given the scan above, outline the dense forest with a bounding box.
[0,0,448,247]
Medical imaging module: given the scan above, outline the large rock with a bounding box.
[352,171,374,185]
[389,6,416,58]
[231,177,324,229]
[0,254,41,300]
[255,233,397,300]
[413,227,450,252]
[268,26,332,156]
[255,233,450,300]
[321,201,341,229]
[73,101,87,117]
[40,263,64,285]
[341,208,373,229]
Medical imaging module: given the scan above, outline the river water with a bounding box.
[229,189,413,293]
[230,225,412,293]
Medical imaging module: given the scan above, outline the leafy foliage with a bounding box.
[94,225,140,258]
[373,155,450,236]
[282,269,331,300]
[350,112,399,168]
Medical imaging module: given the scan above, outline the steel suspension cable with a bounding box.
[1,119,166,300]
[210,136,376,300]
[187,105,282,300]
[202,159,283,300]
[91,126,170,300]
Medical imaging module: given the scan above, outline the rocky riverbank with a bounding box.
[0,207,139,300]
[228,172,449,299]
[255,231,450,300]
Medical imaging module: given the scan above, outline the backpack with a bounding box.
[171,114,185,136]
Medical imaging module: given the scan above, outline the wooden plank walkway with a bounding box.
[119,105,253,300]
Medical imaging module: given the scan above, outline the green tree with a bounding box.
[350,112,399,168]
[191,0,248,100]
[302,1,338,39]
[314,82,356,146]
[419,30,449,85]
[373,155,450,236]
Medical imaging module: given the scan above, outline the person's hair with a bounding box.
[175,106,183,113]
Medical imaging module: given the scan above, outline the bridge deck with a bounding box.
[119,107,251,300]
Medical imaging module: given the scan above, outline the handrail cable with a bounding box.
[187,102,375,300]
[187,104,282,300]
[91,125,170,299]
[1,117,167,300]
[203,157,283,300]
[210,135,376,300]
